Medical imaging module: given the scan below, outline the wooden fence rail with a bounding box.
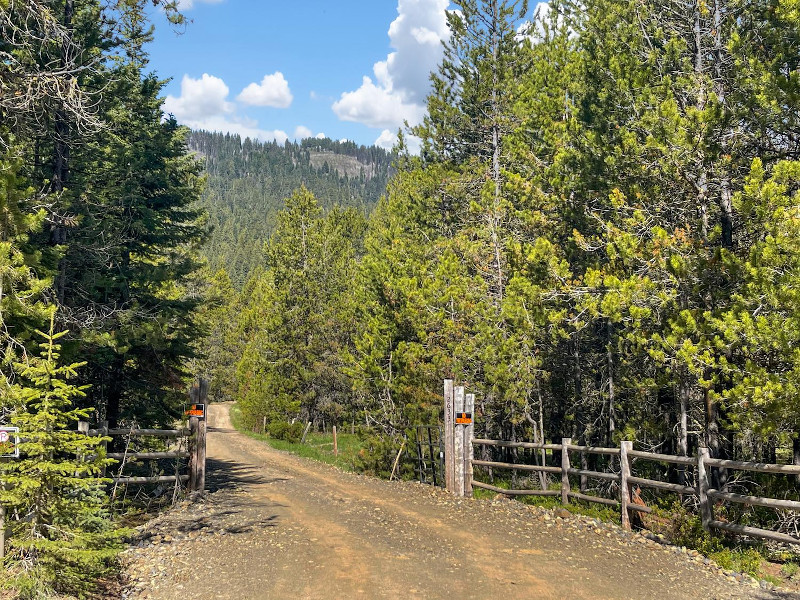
[79,421,204,491]
[107,451,190,460]
[0,380,208,561]
[443,380,800,546]
[467,434,800,545]
[89,428,190,437]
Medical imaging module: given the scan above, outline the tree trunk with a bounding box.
[793,437,800,484]
[50,0,74,305]
[704,386,727,489]
[712,0,733,251]
[606,321,616,446]
[677,371,690,486]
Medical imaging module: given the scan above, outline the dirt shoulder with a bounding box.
[118,404,797,600]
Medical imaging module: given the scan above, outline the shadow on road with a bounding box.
[136,456,291,544]
[206,456,288,492]
[208,425,236,434]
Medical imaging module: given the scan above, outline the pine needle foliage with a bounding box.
[0,313,118,599]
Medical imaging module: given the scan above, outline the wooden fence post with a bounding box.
[301,421,312,444]
[444,380,455,494]
[189,381,199,405]
[561,437,571,505]
[187,377,208,493]
[100,420,108,477]
[464,393,475,496]
[698,446,712,531]
[189,416,198,492]
[76,420,89,477]
[196,417,206,492]
[454,386,465,497]
[0,462,6,562]
[620,440,632,531]
[333,425,338,456]
[199,377,209,405]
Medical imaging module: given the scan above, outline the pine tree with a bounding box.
[0,312,116,597]
[235,187,365,434]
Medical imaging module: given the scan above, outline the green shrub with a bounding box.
[781,562,799,578]
[710,548,763,577]
[354,434,403,478]
[0,322,123,598]
[268,420,304,442]
[669,510,723,556]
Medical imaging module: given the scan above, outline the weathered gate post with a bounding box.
[443,380,455,493]
[561,438,571,505]
[620,440,632,530]
[99,420,109,477]
[697,446,712,530]
[464,393,475,496]
[0,467,5,561]
[188,378,208,493]
[454,386,466,497]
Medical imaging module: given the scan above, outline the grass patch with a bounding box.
[472,476,621,523]
[229,404,363,472]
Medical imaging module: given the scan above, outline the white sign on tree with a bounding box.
[0,427,20,458]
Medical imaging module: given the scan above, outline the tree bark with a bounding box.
[489,0,504,305]
[677,371,690,486]
[105,353,126,432]
[704,386,727,489]
[606,321,616,446]
[49,0,75,306]
[793,437,800,484]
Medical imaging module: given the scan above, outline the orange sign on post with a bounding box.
[455,412,472,425]
[185,404,205,419]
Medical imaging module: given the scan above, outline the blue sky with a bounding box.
[146,0,457,149]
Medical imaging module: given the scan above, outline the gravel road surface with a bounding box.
[120,403,799,600]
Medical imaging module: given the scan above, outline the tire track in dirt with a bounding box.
[207,406,548,598]
[206,423,552,597]
[121,404,793,600]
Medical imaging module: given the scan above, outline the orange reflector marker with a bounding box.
[455,412,472,425]
[185,404,205,419]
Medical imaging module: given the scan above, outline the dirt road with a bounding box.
[121,404,794,600]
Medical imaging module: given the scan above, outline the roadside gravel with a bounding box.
[118,404,799,600]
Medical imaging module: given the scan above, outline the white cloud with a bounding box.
[332,0,448,131]
[163,74,233,121]
[376,129,421,153]
[163,73,288,143]
[237,72,293,108]
[181,114,288,144]
[294,126,313,139]
[333,76,426,129]
[293,126,328,140]
[175,0,224,9]
[375,129,397,150]
[384,0,449,104]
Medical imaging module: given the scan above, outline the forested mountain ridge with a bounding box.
[220,0,800,508]
[188,131,394,285]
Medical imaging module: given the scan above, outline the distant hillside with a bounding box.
[189,131,394,285]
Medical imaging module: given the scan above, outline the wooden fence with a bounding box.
[467,436,800,545]
[79,421,205,491]
[78,380,208,492]
[442,380,800,545]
